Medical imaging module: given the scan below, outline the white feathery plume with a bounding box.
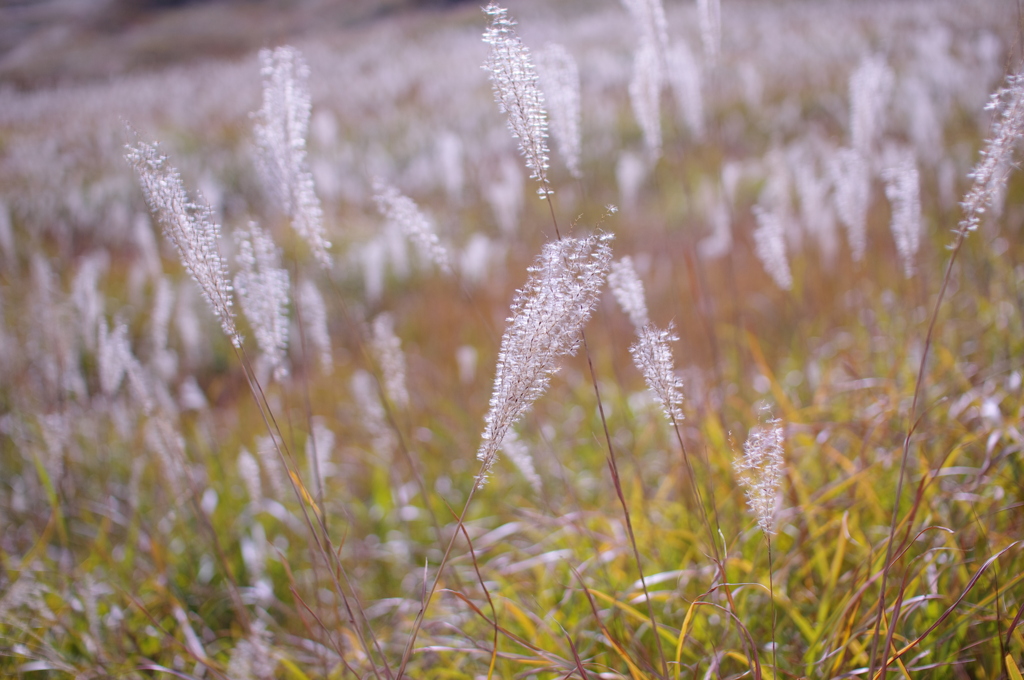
[752,205,793,290]
[667,40,705,141]
[305,417,336,481]
[485,156,525,235]
[372,181,451,273]
[476,233,613,485]
[254,46,331,268]
[849,55,894,157]
[790,141,840,264]
[126,140,240,347]
[227,619,276,680]
[696,0,721,67]
[98,317,130,397]
[350,369,396,460]
[881,149,921,278]
[296,278,332,373]
[71,253,107,352]
[630,324,684,423]
[238,447,263,506]
[959,71,1024,238]
[482,4,552,198]
[149,276,174,353]
[621,0,670,61]
[697,182,732,260]
[500,428,542,494]
[734,407,785,535]
[617,151,649,212]
[630,35,663,162]
[622,0,669,160]
[435,131,466,204]
[535,43,582,179]
[830,147,870,262]
[234,221,290,381]
[255,435,288,501]
[144,415,186,499]
[608,256,650,331]
[97,316,153,415]
[370,312,409,409]
[0,200,13,266]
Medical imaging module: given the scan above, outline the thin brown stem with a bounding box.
[582,331,669,679]
[235,345,390,680]
[395,472,482,680]
[868,231,965,677]
[767,534,778,680]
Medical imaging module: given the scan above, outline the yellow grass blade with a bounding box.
[289,469,322,519]
[1007,655,1024,680]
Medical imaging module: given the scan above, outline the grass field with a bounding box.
[1,0,1023,678]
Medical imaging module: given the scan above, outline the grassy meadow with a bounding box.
[0,0,1022,677]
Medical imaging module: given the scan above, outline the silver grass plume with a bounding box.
[227,619,276,680]
[849,55,894,157]
[752,205,793,290]
[126,140,240,347]
[482,4,552,198]
[608,256,650,331]
[144,415,187,499]
[734,407,785,535]
[98,315,156,414]
[623,0,669,161]
[959,71,1024,238]
[234,222,290,381]
[667,41,705,141]
[97,317,132,397]
[370,312,409,409]
[238,447,263,506]
[255,435,288,501]
[254,46,331,268]
[305,417,336,481]
[535,43,582,179]
[881,149,921,278]
[622,0,669,61]
[71,253,107,352]
[696,0,721,67]
[350,369,397,460]
[149,277,176,380]
[372,181,452,273]
[630,324,684,423]
[477,233,613,484]
[630,36,663,161]
[500,429,542,494]
[296,278,332,373]
[830,147,870,262]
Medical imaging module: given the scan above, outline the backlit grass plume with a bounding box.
[734,408,785,535]
[483,3,551,197]
[630,324,684,423]
[608,255,650,331]
[373,180,452,274]
[535,43,582,179]
[476,233,613,484]
[958,69,1024,238]
[253,46,331,268]
[234,221,290,381]
[126,140,239,347]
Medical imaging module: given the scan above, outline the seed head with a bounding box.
[734,408,785,536]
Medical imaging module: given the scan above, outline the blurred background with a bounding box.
[0,0,477,90]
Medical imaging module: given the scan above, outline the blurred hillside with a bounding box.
[0,0,473,90]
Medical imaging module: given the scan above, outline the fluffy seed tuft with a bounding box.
[476,233,613,485]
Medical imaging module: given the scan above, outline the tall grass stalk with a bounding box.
[869,67,1024,679]
[397,233,611,679]
[129,138,392,678]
